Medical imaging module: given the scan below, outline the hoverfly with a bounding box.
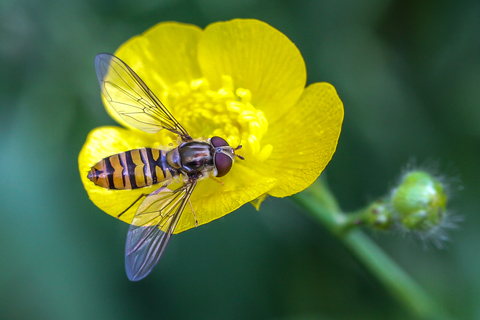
[88,53,244,281]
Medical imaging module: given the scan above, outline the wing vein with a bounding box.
[95,53,191,140]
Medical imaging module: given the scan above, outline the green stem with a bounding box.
[292,179,456,320]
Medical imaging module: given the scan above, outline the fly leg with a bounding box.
[188,199,198,227]
[118,194,147,218]
[209,175,224,185]
[185,174,201,227]
[118,184,169,218]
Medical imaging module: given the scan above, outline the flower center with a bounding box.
[163,76,272,162]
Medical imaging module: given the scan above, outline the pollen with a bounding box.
[166,76,271,162]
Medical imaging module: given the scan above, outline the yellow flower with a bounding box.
[79,19,344,234]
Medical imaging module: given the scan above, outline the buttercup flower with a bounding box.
[79,19,344,233]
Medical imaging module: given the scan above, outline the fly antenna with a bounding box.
[234,144,244,160]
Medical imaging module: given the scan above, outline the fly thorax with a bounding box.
[178,141,214,173]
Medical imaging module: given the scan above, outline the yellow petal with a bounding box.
[262,82,344,197]
[174,163,277,233]
[116,22,203,89]
[79,126,163,224]
[103,22,203,131]
[198,19,306,124]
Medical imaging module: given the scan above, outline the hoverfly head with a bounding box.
[210,136,244,177]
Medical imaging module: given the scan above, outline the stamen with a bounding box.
[165,77,270,162]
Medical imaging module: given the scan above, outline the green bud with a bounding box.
[391,171,447,231]
[363,200,395,230]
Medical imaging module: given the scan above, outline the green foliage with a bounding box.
[0,1,479,320]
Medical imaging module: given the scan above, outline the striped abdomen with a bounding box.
[88,148,177,190]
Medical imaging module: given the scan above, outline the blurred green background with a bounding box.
[1,0,479,319]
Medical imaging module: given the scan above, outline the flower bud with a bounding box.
[391,171,447,231]
[363,200,395,230]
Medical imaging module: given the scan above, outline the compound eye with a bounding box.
[210,136,229,148]
[214,153,233,177]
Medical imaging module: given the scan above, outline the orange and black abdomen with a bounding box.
[88,148,177,190]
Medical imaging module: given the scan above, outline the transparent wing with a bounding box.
[95,53,191,141]
[125,180,197,281]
